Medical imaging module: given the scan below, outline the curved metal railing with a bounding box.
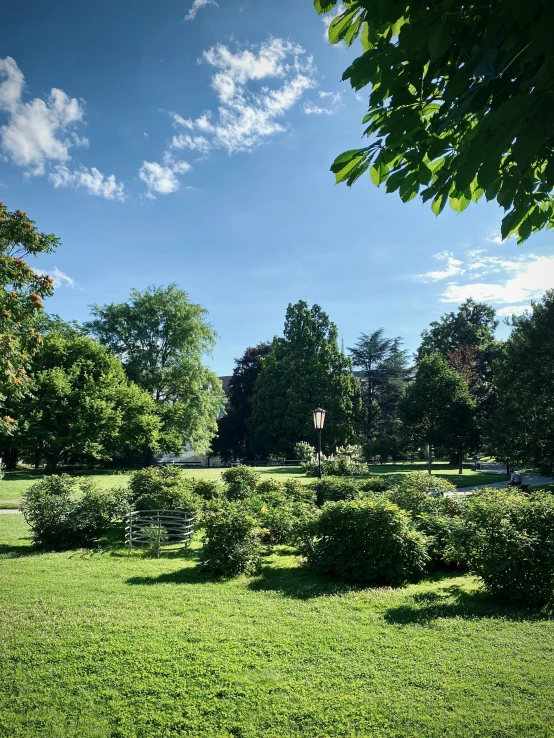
[125,509,195,557]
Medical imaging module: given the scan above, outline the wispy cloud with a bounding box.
[49,165,125,201]
[440,255,554,305]
[170,38,316,155]
[415,251,465,282]
[34,266,76,289]
[139,160,188,198]
[303,90,342,116]
[415,247,554,312]
[184,0,217,21]
[0,56,123,198]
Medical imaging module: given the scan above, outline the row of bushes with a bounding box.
[21,467,554,608]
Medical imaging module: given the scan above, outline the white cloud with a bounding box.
[440,255,554,305]
[170,38,315,156]
[49,165,125,201]
[497,305,531,317]
[34,266,76,289]
[184,0,217,21]
[0,56,124,199]
[415,251,465,282]
[139,160,184,198]
[304,90,342,115]
[486,230,503,245]
[0,57,85,175]
[304,102,332,115]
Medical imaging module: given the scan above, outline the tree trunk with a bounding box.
[3,447,19,471]
[458,445,463,475]
[44,451,61,475]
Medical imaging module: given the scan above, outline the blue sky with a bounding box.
[1,0,553,375]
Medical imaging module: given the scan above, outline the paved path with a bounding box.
[456,473,554,494]
[0,509,21,514]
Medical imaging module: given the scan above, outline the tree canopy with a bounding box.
[0,203,59,434]
[249,301,361,457]
[400,353,476,461]
[12,330,161,473]
[86,285,224,455]
[349,329,410,448]
[316,0,554,242]
[490,291,554,475]
[212,342,272,461]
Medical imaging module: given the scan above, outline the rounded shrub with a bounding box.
[310,477,361,507]
[221,465,260,500]
[414,512,464,570]
[128,466,199,516]
[359,475,390,494]
[189,478,222,502]
[456,489,554,607]
[200,503,263,576]
[306,497,429,585]
[22,477,130,550]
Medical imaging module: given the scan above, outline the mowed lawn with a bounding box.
[0,464,506,509]
[1,515,553,738]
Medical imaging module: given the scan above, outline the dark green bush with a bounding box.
[128,466,199,516]
[453,489,554,607]
[128,466,190,503]
[190,478,223,501]
[359,476,390,494]
[221,465,260,500]
[246,489,315,546]
[305,498,429,585]
[310,477,361,507]
[255,479,284,497]
[22,477,129,550]
[284,479,316,504]
[385,473,455,516]
[200,503,263,576]
[414,512,464,570]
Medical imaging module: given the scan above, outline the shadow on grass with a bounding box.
[384,583,554,624]
[248,563,363,600]
[0,542,36,559]
[126,564,225,587]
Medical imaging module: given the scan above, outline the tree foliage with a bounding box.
[249,301,361,457]
[212,343,271,460]
[349,329,410,446]
[0,203,59,433]
[417,299,500,446]
[316,0,554,242]
[490,291,554,474]
[12,331,161,473]
[400,353,476,456]
[86,285,224,455]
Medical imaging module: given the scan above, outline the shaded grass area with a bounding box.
[0,464,506,508]
[1,515,553,738]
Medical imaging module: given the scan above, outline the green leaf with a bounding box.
[517,217,533,242]
[369,156,390,186]
[431,193,447,216]
[385,169,407,193]
[328,7,360,45]
[314,0,339,14]
[331,149,367,174]
[449,193,471,213]
[428,16,450,60]
[336,155,367,184]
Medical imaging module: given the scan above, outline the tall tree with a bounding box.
[0,203,59,435]
[249,301,361,457]
[212,343,271,461]
[349,329,410,446]
[13,331,161,473]
[490,291,554,475]
[86,285,224,456]
[417,299,500,455]
[400,354,477,472]
[315,0,554,242]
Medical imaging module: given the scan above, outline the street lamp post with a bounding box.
[312,408,326,479]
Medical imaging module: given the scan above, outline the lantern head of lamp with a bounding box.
[313,408,326,431]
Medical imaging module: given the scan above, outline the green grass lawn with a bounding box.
[0,464,506,509]
[1,514,553,738]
